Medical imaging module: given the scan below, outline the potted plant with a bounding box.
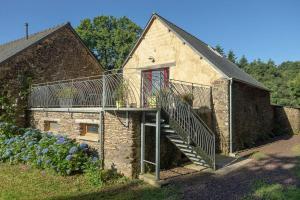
[57,87,77,107]
[181,93,194,106]
[147,95,157,108]
[114,83,128,108]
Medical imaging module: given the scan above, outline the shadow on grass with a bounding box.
[169,153,300,200]
[51,180,179,200]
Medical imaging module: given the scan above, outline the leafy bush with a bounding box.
[84,158,125,186]
[0,122,25,137]
[0,123,99,176]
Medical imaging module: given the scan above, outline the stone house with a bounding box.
[4,14,299,180]
[0,22,103,125]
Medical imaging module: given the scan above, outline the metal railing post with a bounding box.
[102,75,106,108]
[155,109,161,181]
[188,105,191,144]
[46,83,49,108]
[99,110,104,169]
[141,112,145,174]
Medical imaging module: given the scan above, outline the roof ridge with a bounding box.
[153,13,224,58]
[153,13,267,90]
[154,13,210,47]
[0,22,68,48]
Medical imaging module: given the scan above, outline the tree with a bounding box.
[76,16,142,70]
[214,45,225,56]
[238,55,248,69]
[227,50,237,64]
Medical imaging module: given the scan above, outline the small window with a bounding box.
[80,124,99,137]
[44,121,59,132]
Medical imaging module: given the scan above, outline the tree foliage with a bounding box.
[215,45,225,56]
[238,55,248,69]
[76,16,142,70]
[227,50,237,63]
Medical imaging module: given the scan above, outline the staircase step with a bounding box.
[161,124,170,128]
[165,134,181,139]
[180,148,193,153]
[193,160,208,166]
[167,138,185,144]
[162,129,175,133]
[184,153,203,160]
[188,156,205,162]
[144,123,156,127]
[174,143,190,148]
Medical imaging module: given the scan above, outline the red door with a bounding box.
[142,68,169,107]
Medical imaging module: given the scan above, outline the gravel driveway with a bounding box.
[171,134,300,200]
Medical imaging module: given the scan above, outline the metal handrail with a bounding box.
[159,88,215,168]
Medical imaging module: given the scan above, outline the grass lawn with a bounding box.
[0,163,180,200]
[250,151,269,161]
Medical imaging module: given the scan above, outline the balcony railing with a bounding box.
[29,71,212,110]
[29,73,139,108]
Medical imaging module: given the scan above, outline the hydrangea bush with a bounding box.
[0,123,99,176]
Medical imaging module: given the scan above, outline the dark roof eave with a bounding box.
[232,78,270,91]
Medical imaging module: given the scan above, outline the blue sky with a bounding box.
[0,0,299,64]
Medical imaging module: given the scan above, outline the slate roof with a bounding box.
[123,13,268,91]
[0,23,69,64]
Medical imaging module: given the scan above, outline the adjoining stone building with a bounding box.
[2,14,299,180]
[0,22,103,126]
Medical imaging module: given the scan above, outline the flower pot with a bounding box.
[116,100,125,108]
[147,96,157,108]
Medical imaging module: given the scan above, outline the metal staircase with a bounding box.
[142,71,216,170]
[159,88,215,169]
[162,124,210,167]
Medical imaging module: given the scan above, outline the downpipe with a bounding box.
[229,78,235,157]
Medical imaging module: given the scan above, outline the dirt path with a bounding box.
[171,134,300,200]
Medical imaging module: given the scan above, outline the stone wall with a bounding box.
[273,105,300,135]
[211,78,230,154]
[0,25,102,126]
[30,110,142,178]
[30,111,100,150]
[232,81,273,151]
[103,111,141,178]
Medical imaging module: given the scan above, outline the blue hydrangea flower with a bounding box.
[66,155,73,161]
[56,137,65,144]
[22,156,29,161]
[69,146,78,154]
[46,132,53,136]
[42,148,49,154]
[37,159,42,165]
[3,150,12,158]
[28,141,35,146]
[36,150,42,156]
[79,143,88,150]
[92,157,98,163]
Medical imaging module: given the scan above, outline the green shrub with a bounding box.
[0,123,97,175]
[0,123,126,186]
[84,158,125,186]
